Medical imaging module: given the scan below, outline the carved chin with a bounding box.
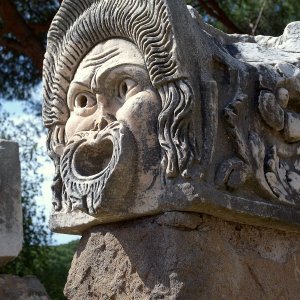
[60,122,136,215]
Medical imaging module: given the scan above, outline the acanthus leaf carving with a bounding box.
[265,146,300,205]
[218,83,300,207]
[216,94,252,190]
[258,91,284,131]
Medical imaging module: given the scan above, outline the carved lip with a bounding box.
[63,122,124,181]
[60,121,137,214]
[72,133,114,179]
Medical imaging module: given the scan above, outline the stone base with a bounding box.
[65,212,300,299]
[0,140,22,266]
[0,275,49,300]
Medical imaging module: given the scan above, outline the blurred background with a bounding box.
[1,0,300,299]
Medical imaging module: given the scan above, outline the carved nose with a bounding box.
[94,114,117,131]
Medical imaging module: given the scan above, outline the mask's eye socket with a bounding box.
[74,92,97,116]
[118,78,138,103]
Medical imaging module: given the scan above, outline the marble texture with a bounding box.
[43,0,300,233]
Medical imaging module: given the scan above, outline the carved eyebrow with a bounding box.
[90,63,147,94]
[81,48,120,69]
[69,81,89,90]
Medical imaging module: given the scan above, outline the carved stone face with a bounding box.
[45,0,300,234]
[60,39,161,214]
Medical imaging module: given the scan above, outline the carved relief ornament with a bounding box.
[43,0,300,233]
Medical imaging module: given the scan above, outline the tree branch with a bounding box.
[209,0,242,33]
[27,21,52,35]
[198,0,243,34]
[0,38,26,54]
[252,0,267,35]
[0,27,5,37]
[0,0,45,73]
[198,0,220,20]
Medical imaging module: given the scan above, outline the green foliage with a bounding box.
[40,240,80,300]
[0,49,41,100]
[0,0,59,100]
[217,0,300,35]
[188,0,300,35]
[0,104,79,299]
[0,106,52,276]
[12,0,60,23]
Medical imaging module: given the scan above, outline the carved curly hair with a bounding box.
[43,0,196,178]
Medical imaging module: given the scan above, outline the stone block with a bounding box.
[0,275,50,300]
[0,140,22,266]
[42,0,300,234]
[65,212,300,299]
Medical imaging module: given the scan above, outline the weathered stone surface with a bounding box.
[43,3,300,298]
[0,140,22,266]
[65,212,300,299]
[0,275,50,300]
[43,0,300,234]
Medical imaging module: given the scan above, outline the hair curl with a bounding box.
[43,0,196,178]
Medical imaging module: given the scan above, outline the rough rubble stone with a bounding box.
[65,212,300,299]
[0,140,22,266]
[0,275,50,300]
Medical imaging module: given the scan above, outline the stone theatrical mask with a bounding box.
[44,0,199,232]
[59,39,161,215]
[44,0,300,233]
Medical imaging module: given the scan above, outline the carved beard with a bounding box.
[58,121,137,215]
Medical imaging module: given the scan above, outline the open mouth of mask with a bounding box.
[60,121,137,214]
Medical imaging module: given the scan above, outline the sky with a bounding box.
[2,88,79,245]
